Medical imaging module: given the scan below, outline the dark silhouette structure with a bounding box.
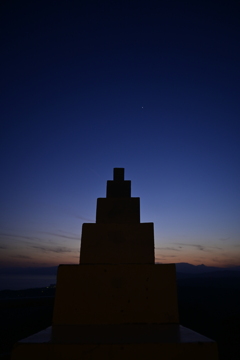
[11,168,218,359]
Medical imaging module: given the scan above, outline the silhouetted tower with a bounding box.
[12,168,218,360]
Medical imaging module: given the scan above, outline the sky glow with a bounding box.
[0,1,240,269]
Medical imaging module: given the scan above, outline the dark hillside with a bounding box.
[0,288,55,359]
[177,275,240,360]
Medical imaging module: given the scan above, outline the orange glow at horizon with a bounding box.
[1,248,239,268]
[154,249,240,268]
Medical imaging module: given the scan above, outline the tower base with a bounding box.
[11,324,218,360]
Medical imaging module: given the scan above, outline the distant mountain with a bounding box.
[175,262,240,274]
[175,263,219,274]
[174,263,240,280]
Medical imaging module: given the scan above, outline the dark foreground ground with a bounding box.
[0,276,239,360]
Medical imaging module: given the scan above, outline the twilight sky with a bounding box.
[1,0,240,268]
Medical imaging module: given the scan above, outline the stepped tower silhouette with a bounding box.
[12,168,218,360]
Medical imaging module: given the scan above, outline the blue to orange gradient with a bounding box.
[0,1,240,270]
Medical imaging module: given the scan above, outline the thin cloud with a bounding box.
[11,254,32,259]
[59,230,81,236]
[66,209,95,222]
[30,244,74,254]
[171,243,222,252]
[71,255,80,259]
[195,245,205,251]
[172,242,206,251]
[155,254,177,259]
[75,215,94,222]
[39,231,80,241]
[211,257,223,263]
[0,231,79,256]
[219,237,230,241]
[155,247,181,251]
[0,232,43,242]
[0,230,80,245]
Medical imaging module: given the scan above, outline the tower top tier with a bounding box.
[80,167,154,264]
[113,168,124,181]
[106,168,131,198]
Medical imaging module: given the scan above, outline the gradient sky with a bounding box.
[1,0,240,269]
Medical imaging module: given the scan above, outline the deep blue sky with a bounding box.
[1,0,240,268]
